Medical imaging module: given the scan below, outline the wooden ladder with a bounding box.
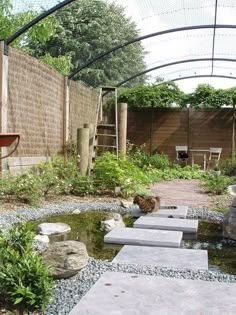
[89,87,118,173]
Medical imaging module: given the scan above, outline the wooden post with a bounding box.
[63,77,70,159]
[0,41,9,172]
[188,107,193,150]
[118,103,127,155]
[232,104,235,161]
[149,105,154,155]
[84,123,94,174]
[77,127,89,176]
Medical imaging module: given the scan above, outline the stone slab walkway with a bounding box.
[150,179,210,207]
[112,245,208,270]
[69,272,236,315]
[132,206,188,218]
[104,227,183,247]
[133,216,198,233]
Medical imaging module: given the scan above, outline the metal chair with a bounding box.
[176,145,188,166]
[207,147,222,170]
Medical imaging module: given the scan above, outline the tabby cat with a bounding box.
[133,195,161,213]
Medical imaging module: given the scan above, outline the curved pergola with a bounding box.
[3,0,236,89]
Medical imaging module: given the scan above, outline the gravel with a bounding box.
[0,202,234,315]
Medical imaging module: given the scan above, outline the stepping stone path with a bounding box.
[69,272,236,315]
[69,205,236,314]
[104,227,183,248]
[112,245,208,270]
[132,205,188,218]
[133,216,198,233]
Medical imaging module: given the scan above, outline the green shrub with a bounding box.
[0,224,53,314]
[0,173,43,206]
[201,174,231,195]
[70,175,96,196]
[94,152,150,197]
[220,158,236,176]
[33,155,78,196]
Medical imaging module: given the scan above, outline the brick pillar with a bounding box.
[0,41,9,172]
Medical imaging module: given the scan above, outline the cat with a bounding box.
[133,194,161,213]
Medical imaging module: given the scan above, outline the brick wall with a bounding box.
[127,108,234,162]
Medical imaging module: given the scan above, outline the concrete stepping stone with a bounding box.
[134,216,198,233]
[112,245,208,270]
[69,271,236,315]
[132,206,188,218]
[104,227,182,248]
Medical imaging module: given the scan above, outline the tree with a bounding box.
[28,0,146,87]
[118,82,184,109]
[0,0,57,51]
[189,84,233,109]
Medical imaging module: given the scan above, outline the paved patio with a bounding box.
[150,179,210,208]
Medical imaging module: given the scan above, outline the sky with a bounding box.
[107,0,236,93]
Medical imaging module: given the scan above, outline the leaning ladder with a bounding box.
[89,87,118,173]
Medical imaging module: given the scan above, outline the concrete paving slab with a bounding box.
[132,206,188,219]
[133,216,198,233]
[69,271,236,315]
[104,227,182,248]
[112,245,208,270]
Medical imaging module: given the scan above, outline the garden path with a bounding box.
[150,179,210,208]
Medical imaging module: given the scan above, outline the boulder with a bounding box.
[101,213,125,233]
[37,223,71,236]
[33,235,50,253]
[42,240,88,279]
[72,209,81,214]
[223,205,236,240]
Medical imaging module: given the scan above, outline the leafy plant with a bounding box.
[201,174,231,195]
[220,158,236,176]
[70,175,96,196]
[0,223,53,314]
[213,165,220,171]
[93,152,150,197]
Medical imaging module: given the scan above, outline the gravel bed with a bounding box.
[0,202,234,315]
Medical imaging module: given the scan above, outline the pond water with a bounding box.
[182,222,236,275]
[32,211,133,261]
[32,212,236,274]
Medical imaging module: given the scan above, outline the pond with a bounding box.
[182,221,236,275]
[32,211,134,261]
[32,212,236,274]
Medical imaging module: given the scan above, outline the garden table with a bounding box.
[189,149,210,171]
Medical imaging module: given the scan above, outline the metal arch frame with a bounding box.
[68,24,236,80]
[6,0,76,45]
[116,58,236,87]
[156,74,236,85]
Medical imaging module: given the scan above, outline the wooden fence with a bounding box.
[127,108,234,164]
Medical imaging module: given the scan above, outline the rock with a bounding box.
[42,241,89,279]
[37,223,71,236]
[72,209,81,214]
[101,213,125,233]
[34,234,50,243]
[228,185,236,197]
[33,235,50,253]
[223,204,236,240]
[120,201,133,208]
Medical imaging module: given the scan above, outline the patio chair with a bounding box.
[176,145,188,166]
[207,147,222,170]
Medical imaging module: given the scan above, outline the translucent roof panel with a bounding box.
[106,0,236,88]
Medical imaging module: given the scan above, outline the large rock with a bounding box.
[42,241,89,279]
[101,213,125,233]
[33,235,50,253]
[37,223,71,236]
[223,205,236,240]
